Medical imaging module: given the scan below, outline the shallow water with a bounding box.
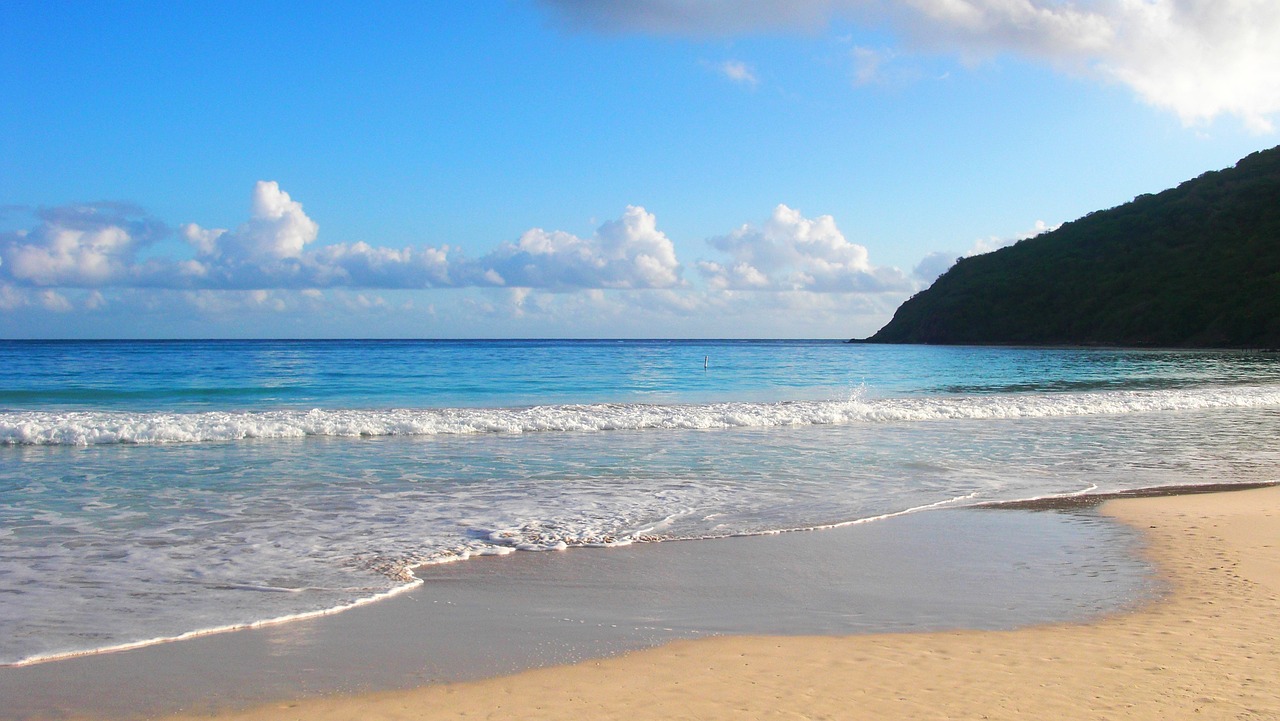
[0,506,1155,720]
[1,340,1277,666]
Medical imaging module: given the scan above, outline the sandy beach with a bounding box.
[116,483,1278,721]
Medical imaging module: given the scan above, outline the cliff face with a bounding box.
[862,146,1280,348]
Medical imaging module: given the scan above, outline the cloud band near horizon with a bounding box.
[0,181,920,297]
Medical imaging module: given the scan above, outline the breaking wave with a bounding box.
[4,384,1279,446]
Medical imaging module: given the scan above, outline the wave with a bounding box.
[3,384,1279,446]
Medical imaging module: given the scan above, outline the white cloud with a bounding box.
[697,260,771,290]
[478,205,683,290]
[1096,0,1280,132]
[897,0,1280,132]
[508,286,532,315]
[700,204,912,292]
[308,241,459,289]
[186,181,319,262]
[181,224,226,257]
[1,187,684,293]
[0,203,162,287]
[720,60,759,86]
[540,0,1280,131]
[4,225,133,286]
[1,186,923,340]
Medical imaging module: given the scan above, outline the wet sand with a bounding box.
[157,483,1280,721]
[2,505,1150,719]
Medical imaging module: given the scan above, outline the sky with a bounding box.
[1,1,1277,339]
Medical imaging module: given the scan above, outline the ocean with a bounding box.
[2,339,1279,668]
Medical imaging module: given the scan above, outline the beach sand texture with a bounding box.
[139,484,1280,721]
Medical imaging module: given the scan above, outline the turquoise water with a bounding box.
[3,340,1276,412]
[2,340,1279,665]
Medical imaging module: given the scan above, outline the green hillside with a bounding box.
[861,146,1280,347]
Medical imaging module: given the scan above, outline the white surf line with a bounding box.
[741,492,985,537]
[6,383,1280,446]
[615,492,988,546]
[974,480,1280,509]
[989,483,1102,506]
[2,576,425,669]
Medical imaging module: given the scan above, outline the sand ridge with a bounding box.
[143,485,1280,720]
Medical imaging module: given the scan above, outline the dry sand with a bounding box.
[147,484,1280,721]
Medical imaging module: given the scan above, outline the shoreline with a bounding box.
[0,578,427,671]
[975,479,1280,510]
[153,482,1280,721]
[0,481,1151,673]
[7,481,1273,676]
[2,496,1155,720]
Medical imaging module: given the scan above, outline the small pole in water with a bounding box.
[704,355,708,371]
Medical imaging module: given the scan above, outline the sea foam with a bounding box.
[3,384,1279,446]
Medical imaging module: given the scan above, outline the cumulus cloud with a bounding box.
[699,204,912,292]
[179,181,332,287]
[1,184,683,293]
[184,181,319,262]
[481,205,682,290]
[0,184,918,340]
[306,241,460,289]
[540,0,1280,131]
[0,203,165,287]
[4,224,134,286]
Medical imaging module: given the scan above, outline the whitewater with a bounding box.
[4,384,1280,445]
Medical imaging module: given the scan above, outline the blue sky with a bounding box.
[2,1,1276,338]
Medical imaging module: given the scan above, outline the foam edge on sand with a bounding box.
[149,484,1280,721]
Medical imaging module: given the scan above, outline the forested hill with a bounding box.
[860,145,1280,348]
